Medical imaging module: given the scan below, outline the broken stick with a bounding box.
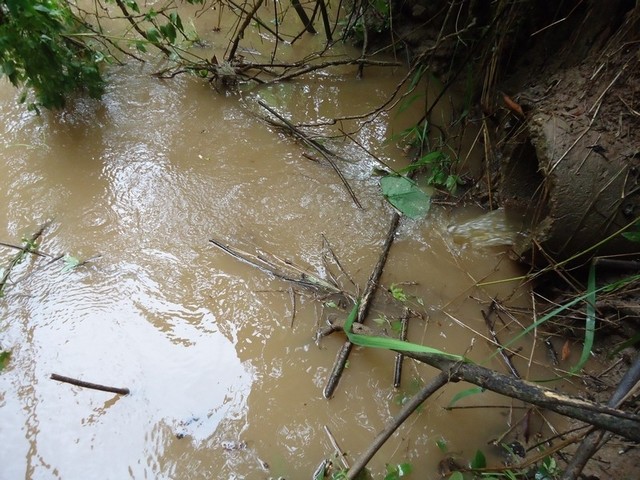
[324,212,401,398]
[51,373,130,395]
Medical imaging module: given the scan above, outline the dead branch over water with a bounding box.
[346,353,640,479]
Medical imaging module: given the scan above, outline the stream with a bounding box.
[0,8,565,479]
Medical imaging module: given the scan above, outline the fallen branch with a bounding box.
[51,373,130,395]
[347,371,450,479]
[402,350,640,441]
[258,99,362,209]
[209,237,348,297]
[392,310,410,389]
[561,351,640,480]
[323,213,401,398]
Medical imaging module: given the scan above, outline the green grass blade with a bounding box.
[343,302,467,362]
[446,386,485,409]
[570,262,597,373]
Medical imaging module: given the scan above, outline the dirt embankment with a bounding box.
[391,0,640,264]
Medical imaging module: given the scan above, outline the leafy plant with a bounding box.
[0,0,105,109]
[398,150,460,194]
[0,350,11,371]
[384,462,412,479]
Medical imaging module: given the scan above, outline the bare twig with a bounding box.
[51,373,130,395]
[324,213,401,398]
[227,0,266,61]
[0,222,50,295]
[291,0,316,34]
[258,100,362,209]
[347,371,450,479]
[393,308,410,388]
[324,425,349,470]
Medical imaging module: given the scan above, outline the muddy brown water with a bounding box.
[0,14,573,480]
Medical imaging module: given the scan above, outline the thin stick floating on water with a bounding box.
[50,374,130,395]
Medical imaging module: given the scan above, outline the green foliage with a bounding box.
[384,462,412,479]
[0,350,11,371]
[389,283,408,302]
[61,254,81,272]
[399,151,460,194]
[0,0,105,109]
[380,175,431,219]
[435,438,448,453]
[446,386,485,409]
[470,450,486,469]
[622,218,640,242]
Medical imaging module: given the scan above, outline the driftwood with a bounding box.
[51,373,130,395]
[323,213,401,398]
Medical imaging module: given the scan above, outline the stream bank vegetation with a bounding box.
[1,0,640,478]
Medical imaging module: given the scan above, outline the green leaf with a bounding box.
[448,472,464,480]
[470,449,486,469]
[62,255,81,273]
[622,231,640,242]
[435,438,448,453]
[0,350,11,372]
[389,284,407,302]
[446,386,484,408]
[380,176,431,219]
[570,262,596,374]
[124,0,140,13]
[146,28,160,42]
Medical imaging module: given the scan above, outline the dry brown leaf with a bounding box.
[561,339,571,361]
[502,93,525,117]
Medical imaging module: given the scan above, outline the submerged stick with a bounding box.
[324,425,349,470]
[258,100,362,209]
[51,374,130,395]
[481,307,520,378]
[393,309,410,389]
[324,213,401,398]
[347,371,450,479]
